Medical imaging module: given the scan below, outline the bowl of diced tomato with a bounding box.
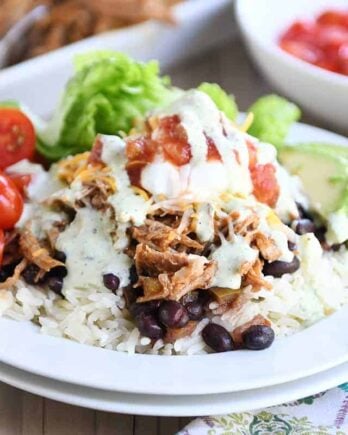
[236,0,348,133]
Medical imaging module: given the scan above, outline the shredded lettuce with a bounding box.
[198,82,238,121]
[38,51,176,159]
[247,94,301,147]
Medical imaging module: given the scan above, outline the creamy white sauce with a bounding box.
[56,207,131,291]
[142,91,253,199]
[7,159,63,202]
[195,203,215,242]
[210,236,258,289]
[100,134,150,226]
[141,159,229,200]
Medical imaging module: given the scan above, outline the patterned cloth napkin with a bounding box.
[178,383,348,435]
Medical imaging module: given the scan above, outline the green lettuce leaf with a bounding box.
[198,82,238,121]
[38,51,175,159]
[247,94,301,147]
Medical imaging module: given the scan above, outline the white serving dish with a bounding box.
[0,121,346,396]
[0,0,234,118]
[235,0,348,133]
[0,360,348,416]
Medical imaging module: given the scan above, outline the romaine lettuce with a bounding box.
[198,82,238,121]
[38,51,175,159]
[247,94,301,147]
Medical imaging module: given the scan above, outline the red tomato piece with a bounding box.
[0,229,4,265]
[126,135,156,163]
[126,161,147,188]
[206,136,221,161]
[317,10,348,27]
[280,40,322,64]
[246,139,258,169]
[250,163,280,208]
[279,9,348,76]
[0,172,23,229]
[156,116,191,166]
[0,109,36,170]
[7,173,31,196]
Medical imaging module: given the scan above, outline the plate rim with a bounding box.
[0,360,347,416]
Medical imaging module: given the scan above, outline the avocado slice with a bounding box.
[291,142,348,160]
[278,145,348,218]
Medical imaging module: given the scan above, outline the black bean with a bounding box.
[199,291,215,313]
[136,312,164,339]
[287,241,297,252]
[49,266,67,278]
[103,273,120,292]
[181,291,199,306]
[0,264,15,283]
[54,250,66,263]
[130,300,162,318]
[0,269,8,283]
[331,243,344,252]
[263,256,300,278]
[158,300,189,328]
[202,323,234,353]
[129,265,138,285]
[315,228,330,251]
[296,203,312,220]
[123,286,141,308]
[242,325,275,350]
[295,219,316,235]
[47,276,63,295]
[22,264,40,285]
[185,301,204,321]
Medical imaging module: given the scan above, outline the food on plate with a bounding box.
[1,0,180,66]
[279,9,348,76]
[0,52,347,355]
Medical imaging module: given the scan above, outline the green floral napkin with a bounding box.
[178,384,348,435]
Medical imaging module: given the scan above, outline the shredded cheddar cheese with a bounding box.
[239,112,254,132]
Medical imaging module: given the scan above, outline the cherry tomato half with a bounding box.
[0,108,36,170]
[0,172,23,229]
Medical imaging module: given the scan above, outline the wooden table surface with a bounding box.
[0,35,336,435]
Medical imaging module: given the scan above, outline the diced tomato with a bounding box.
[250,163,280,208]
[126,135,156,163]
[279,9,348,76]
[0,109,36,170]
[317,10,348,27]
[281,21,316,43]
[156,116,191,166]
[7,173,31,196]
[0,229,4,265]
[88,137,104,164]
[280,40,322,64]
[126,161,147,188]
[246,139,258,169]
[206,136,221,161]
[0,172,23,230]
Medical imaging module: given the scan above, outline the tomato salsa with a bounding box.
[279,9,348,76]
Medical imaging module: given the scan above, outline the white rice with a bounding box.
[0,234,347,355]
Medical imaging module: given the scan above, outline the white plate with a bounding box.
[0,360,348,416]
[0,122,347,396]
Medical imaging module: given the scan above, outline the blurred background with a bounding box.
[0,0,347,134]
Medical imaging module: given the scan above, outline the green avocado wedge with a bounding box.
[290,142,348,160]
[278,144,348,218]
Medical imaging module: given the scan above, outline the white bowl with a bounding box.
[235,0,348,133]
